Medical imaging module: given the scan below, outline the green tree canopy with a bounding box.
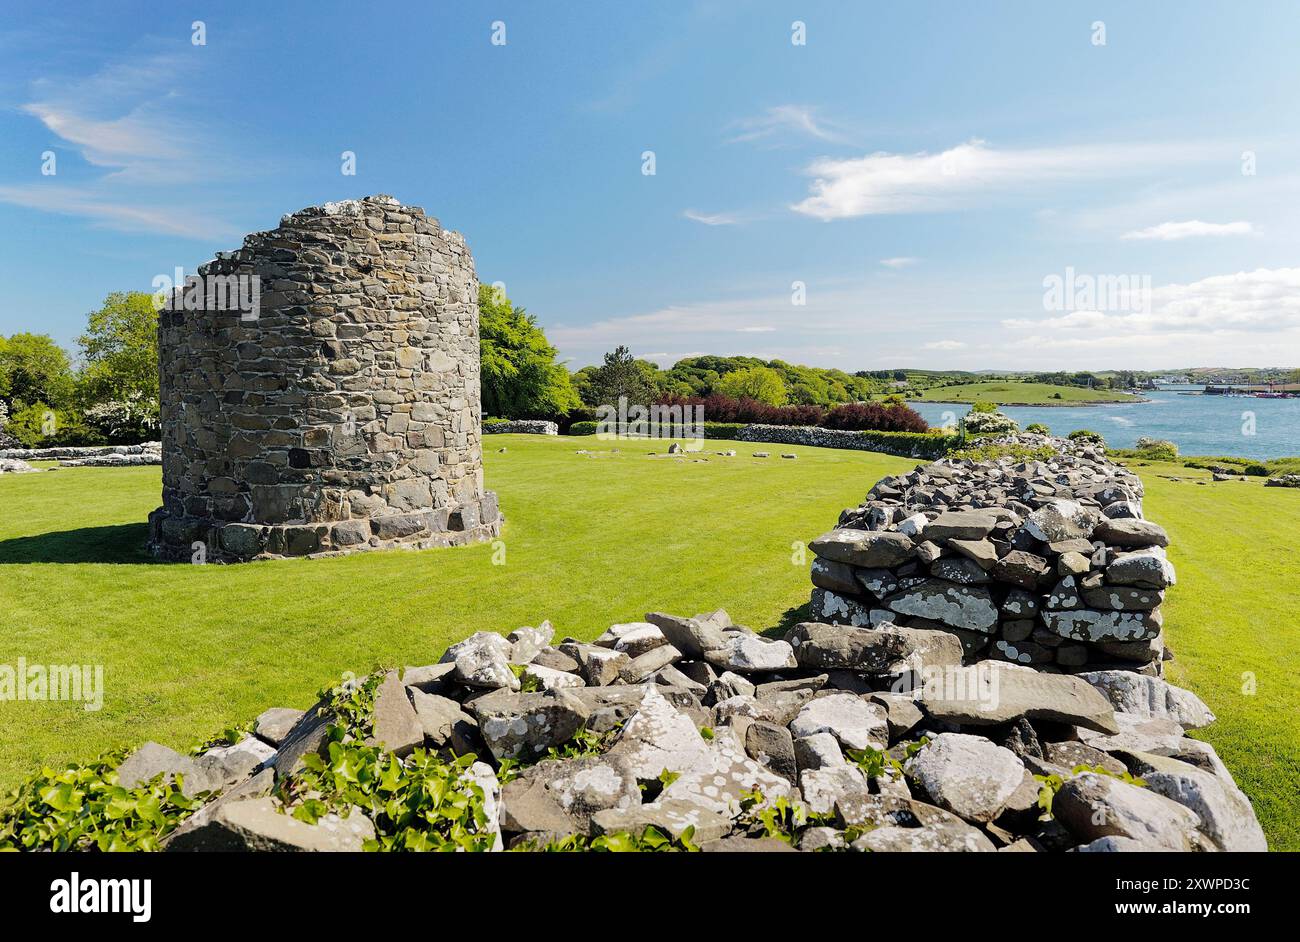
[715,365,788,405]
[0,332,75,408]
[77,292,160,405]
[581,345,655,407]
[478,285,581,418]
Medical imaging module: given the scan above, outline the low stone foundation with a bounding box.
[0,442,160,462]
[737,424,954,459]
[483,420,558,435]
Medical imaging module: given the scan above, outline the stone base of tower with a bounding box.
[147,492,501,563]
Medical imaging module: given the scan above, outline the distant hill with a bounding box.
[909,381,1142,405]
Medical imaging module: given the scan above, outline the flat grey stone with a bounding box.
[1076,671,1214,729]
[254,707,304,747]
[905,733,1025,823]
[809,529,914,568]
[917,662,1120,735]
[789,693,888,751]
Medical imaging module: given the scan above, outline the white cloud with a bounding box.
[791,139,1219,220]
[1001,267,1300,334]
[0,184,236,239]
[21,50,205,183]
[737,326,776,332]
[728,105,845,145]
[1121,220,1254,241]
[923,340,966,350]
[2,46,245,239]
[683,208,744,226]
[880,257,919,268]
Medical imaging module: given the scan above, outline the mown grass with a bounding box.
[1114,458,1300,850]
[1,440,1295,848]
[0,436,913,790]
[911,381,1138,405]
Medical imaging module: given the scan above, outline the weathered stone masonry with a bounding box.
[148,196,500,561]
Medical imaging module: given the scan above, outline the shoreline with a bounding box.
[908,395,1151,407]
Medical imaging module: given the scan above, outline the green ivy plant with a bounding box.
[188,722,255,756]
[522,824,699,852]
[544,723,620,761]
[278,671,497,852]
[508,663,544,693]
[736,789,812,844]
[1034,764,1147,818]
[0,751,208,852]
[847,738,928,779]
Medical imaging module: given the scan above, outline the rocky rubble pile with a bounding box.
[109,608,1262,853]
[1264,474,1300,488]
[810,437,1173,675]
[0,458,40,474]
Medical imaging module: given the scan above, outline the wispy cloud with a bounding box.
[3,44,243,239]
[923,339,965,350]
[791,138,1221,220]
[737,326,776,332]
[683,208,745,226]
[21,50,205,183]
[880,256,919,268]
[727,105,846,145]
[1121,220,1254,241]
[0,184,238,239]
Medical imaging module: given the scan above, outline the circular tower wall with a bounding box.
[148,195,500,561]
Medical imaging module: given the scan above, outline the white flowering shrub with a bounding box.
[962,409,1019,435]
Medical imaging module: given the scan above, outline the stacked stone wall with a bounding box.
[808,436,1171,674]
[148,195,500,561]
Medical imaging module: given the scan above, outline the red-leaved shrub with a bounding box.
[822,401,928,433]
[652,394,928,432]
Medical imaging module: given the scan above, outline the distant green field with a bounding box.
[911,381,1138,405]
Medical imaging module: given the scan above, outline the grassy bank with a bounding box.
[910,381,1141,405]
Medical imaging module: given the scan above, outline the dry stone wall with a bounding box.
[148,195,500,561]
[809,435,1171,674]
[104,605,1263,853]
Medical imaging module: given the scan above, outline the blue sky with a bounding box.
[1,0,1297,370]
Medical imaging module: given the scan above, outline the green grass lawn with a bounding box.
[1,439,1295,848]
[1112,459,1300,851]
[0,436,913,789]
[910,381,1139,405]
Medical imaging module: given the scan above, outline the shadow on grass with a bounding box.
[762,600,811,638]
[0,523,156,564]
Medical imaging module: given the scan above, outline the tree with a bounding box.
[716,365,787,405]
[581,345,655,407]
[0,332,75,408]
[477,285,581,418]
[77,292,160,406]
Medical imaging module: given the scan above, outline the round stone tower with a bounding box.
[148,195,500,561]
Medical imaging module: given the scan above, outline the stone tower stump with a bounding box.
[148,195,501,561]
